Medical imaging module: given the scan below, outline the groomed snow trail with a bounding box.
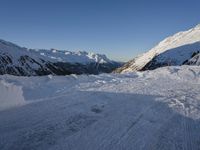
[0,66,200,150]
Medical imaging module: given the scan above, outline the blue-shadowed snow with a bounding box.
[0,66,200,150]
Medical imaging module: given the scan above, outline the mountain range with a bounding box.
[1,24,200,76]
[0,39,122,76]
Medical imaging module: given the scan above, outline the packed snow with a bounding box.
[0,65,200,150]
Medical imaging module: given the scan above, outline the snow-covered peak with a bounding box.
[34,49,112,64]
[119,24,200,73]
[154,24,200,53]
[0,39,113,64]
[0,39,121,76]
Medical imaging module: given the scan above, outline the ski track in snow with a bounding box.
[0,66,200,150]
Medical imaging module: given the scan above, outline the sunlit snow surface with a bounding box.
[121,24,200,72]
[0,66,200,150]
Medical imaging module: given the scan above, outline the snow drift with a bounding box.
[0,79,25,111]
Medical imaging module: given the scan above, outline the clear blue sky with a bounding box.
[0,0,200,61]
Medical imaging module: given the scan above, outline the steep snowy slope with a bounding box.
[0,66,200,150]
[116,24,200,73]
[185,51,200,65]
[0,39,122,76]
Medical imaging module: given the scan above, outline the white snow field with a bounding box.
[0,66,200,150]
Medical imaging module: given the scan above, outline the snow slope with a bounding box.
[186,52,200,65]
[0,39,121,76]
[0,66,200,150]
[116,24,200,73]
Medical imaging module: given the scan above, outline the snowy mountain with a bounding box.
[116,24,200,73]
[0,39,122,76]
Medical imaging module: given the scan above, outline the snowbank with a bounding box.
[0,79,26,111]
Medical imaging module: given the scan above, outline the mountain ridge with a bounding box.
[0,39,122,76]
[115,24,200,73]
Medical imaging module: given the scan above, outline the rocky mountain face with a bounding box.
[115,24,200,73]
[0,39,122,76]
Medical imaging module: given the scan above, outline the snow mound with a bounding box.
[0,79,26,111]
